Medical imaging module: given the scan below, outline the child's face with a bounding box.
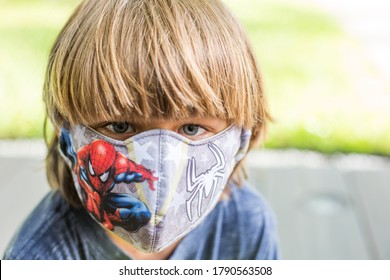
[60,116,248,253]
[89,117,229,141]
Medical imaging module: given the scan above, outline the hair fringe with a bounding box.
[43,0,270,205]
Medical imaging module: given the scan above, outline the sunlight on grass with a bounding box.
[225,0,390,155]
[0,0,79,138]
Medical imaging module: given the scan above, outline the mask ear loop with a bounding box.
[234,129,252,163]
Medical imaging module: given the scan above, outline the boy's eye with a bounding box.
[181,124,204,136]
[106,122,135,134]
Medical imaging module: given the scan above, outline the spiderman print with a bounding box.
[60,128,157,231]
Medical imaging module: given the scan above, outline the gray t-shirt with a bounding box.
[3,182,280,260]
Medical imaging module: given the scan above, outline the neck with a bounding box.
[106,230,180,260]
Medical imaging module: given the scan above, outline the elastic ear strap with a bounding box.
[234,129,252,162]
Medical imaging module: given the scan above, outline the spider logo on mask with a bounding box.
[186,143,226,221]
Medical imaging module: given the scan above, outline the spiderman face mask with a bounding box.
[59,124,251,253]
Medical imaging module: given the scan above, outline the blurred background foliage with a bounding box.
[1,0,389,155]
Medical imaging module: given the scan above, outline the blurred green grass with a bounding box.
[0,0,80,138]
[1,0,389,155]
[225,0,390,155]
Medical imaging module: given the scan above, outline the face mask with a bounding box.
[59,124,251,253]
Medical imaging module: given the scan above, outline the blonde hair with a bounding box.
[44,0,270,206]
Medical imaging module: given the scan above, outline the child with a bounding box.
[4,0,279,260]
